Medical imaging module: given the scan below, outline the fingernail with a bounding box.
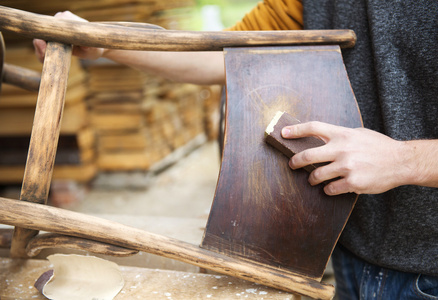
[281,128,290,137]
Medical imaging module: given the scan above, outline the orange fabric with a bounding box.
[227,0,303,31]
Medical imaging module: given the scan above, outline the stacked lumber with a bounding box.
[86,61,206,171]
[1,0,196,44]
[71,0,214,172]
[0,45,97,184]
[70,0,157,23]
[0,0,222,178]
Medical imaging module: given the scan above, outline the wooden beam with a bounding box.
[9,42,72,258]
[0,6,356,51]
[0,196,335,299]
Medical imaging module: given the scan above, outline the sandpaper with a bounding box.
[265,111,327,173]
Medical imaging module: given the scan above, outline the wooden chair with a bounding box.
[0,6,362,299]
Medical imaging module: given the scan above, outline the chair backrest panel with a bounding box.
[201,46,362,280]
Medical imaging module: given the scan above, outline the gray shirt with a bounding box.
[303,0,438,275]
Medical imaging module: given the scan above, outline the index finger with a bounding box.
[281,121,341,142]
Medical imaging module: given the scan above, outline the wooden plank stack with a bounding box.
[86,60,207,171]
[0,0,195,30]
[0,45,97,184]
[0,0,222,182]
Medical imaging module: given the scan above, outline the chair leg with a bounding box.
[10,42,72,258]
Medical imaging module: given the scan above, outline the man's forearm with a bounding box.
[103,49,225,85]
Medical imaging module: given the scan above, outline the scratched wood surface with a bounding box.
[201,46,363,280]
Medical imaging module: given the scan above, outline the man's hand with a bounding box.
[33,11,104,62]
[281,121,415,195]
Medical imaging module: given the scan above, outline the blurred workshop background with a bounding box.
[0,0,258,206]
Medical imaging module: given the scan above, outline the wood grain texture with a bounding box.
[10,42,72,258]
[0,6,356,51]
[0,196,334,300]
[201,46,362,280]
[26,233,139,257]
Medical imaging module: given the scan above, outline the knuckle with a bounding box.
[312,168,323,181]
[340,157,356,172]
[301,150,314,163]
[344,175,363,193]
[306,121,320,132]
[343,176,355,188]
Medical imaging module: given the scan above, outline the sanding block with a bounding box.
[265,111,326,173]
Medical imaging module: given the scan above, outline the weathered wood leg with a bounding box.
[10,42,72,258]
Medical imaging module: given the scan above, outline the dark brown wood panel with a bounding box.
[201,46,362,280]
